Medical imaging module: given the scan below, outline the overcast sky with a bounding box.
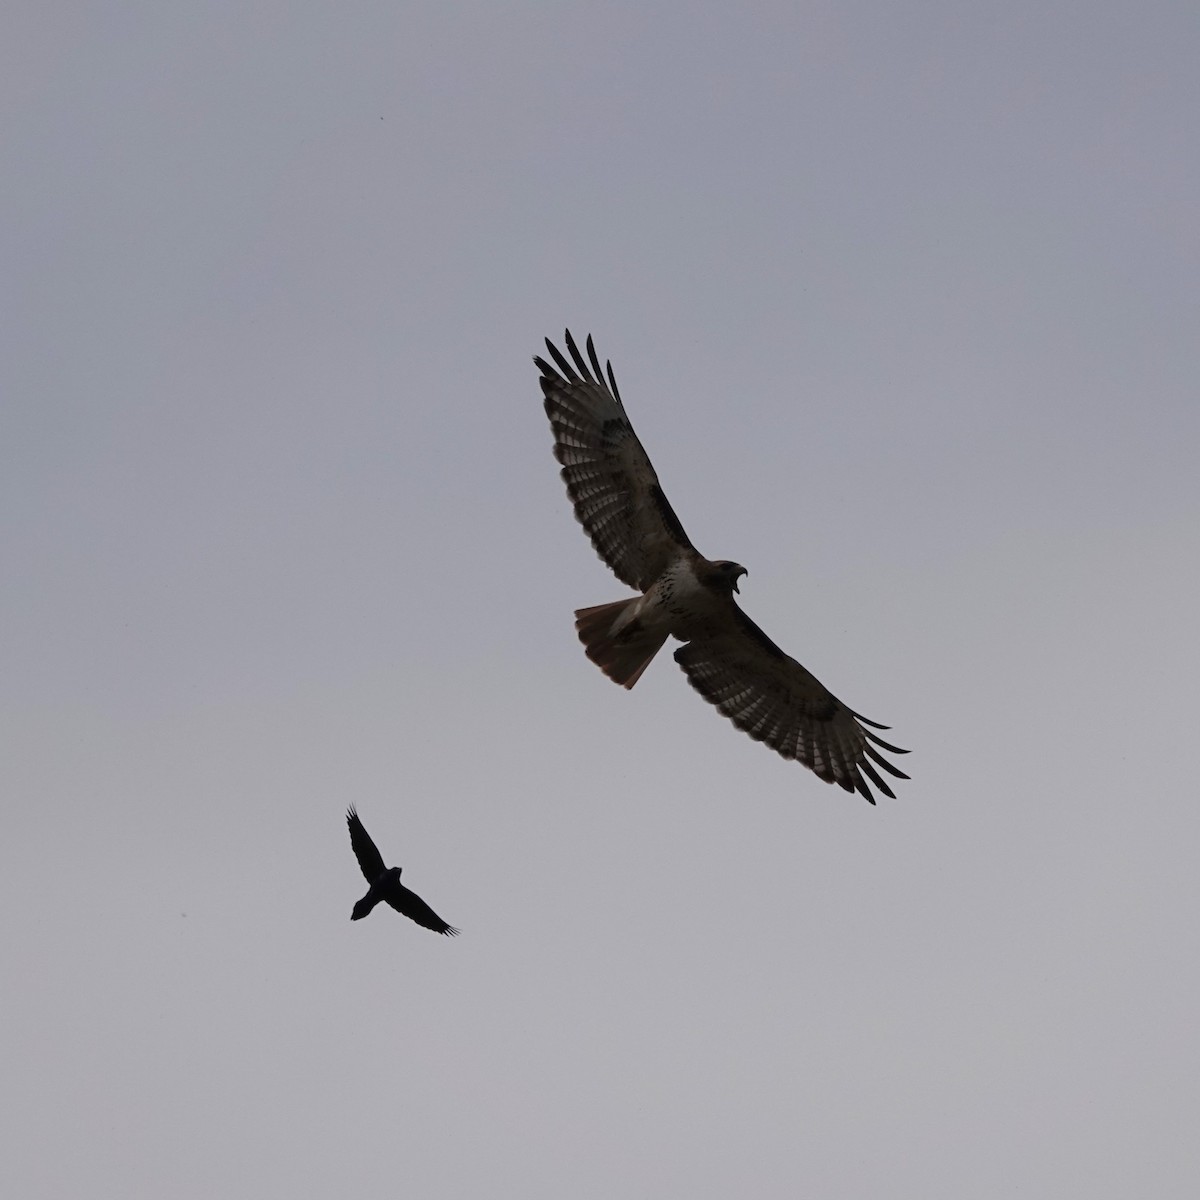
[3,2,1198,1196]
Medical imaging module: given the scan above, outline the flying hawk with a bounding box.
[346,807,459,935]
[536,330,909,804]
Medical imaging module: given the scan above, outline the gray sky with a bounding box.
[4,2,1198,1196]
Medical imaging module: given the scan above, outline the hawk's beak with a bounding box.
[734,569,747,593]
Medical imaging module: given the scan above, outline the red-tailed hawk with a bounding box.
[536,331,909,804]
[346,807,459,935]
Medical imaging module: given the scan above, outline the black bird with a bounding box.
[345,806,459,936]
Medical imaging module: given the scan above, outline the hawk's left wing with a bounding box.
[674,613,909,804]
[537,331,696,592]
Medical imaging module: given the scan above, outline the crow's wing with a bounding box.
[346,806,387,882]
[388,884,459,936]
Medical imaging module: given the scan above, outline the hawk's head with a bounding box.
[710,560,748,594]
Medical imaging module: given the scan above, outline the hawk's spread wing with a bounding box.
[537,331,695,591]
[387,886,460,937]
[674,612,910,804]
[346,806,387,883]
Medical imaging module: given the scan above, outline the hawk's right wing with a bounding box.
[674,610,910,805]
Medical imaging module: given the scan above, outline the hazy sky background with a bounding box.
[4,2,1198,1196]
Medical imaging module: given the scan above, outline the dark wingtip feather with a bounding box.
[858,759,898,801]
[850,710,909,742]
[865,744,911,779]
[543,336,579,381]
[606,358,622,404]
[564,329,594,381]
[854,778,879,805]
[585,333,606,385]
[540,332,616,400]
[864,730,910,756]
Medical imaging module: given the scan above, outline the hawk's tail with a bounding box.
[575,600,667,689]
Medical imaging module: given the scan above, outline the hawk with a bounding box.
[536,330,909,804]
[346,807,459,935]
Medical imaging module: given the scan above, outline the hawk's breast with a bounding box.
[648,558,730,641]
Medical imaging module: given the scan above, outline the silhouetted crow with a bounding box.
[345,807,459,936]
